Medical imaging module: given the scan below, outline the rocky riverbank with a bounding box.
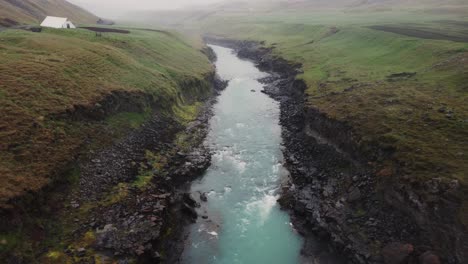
[204,36,467,264]
[0,66,227,263]
[59,72,227,263]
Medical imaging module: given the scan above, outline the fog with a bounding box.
[68,0,228,18]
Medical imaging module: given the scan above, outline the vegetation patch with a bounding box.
[106,110,152,131]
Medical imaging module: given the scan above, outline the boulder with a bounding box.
[200,192,208,202]
[183,193,200,208]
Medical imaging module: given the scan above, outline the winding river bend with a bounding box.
[181,45,303,263]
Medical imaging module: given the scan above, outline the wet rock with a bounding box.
[200,192,208,202]
[182,203,198,221]
[183,193,200,208]
[382,242,414,264]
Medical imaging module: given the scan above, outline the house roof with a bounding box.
[40,16,68,28]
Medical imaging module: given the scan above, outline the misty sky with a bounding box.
[68,0,226,18]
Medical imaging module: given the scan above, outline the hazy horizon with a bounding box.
[68,0,229,18]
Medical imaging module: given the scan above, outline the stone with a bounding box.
[182,203,198,221]
[183,193,200,208]
[419,251,441,264]
[348,187,362,202]
[200,192,208,202]
[382,242,414,264]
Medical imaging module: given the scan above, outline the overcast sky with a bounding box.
[69,0,226,18]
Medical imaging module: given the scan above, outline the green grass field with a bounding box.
[0,28,212,208]
[190,9,468,185]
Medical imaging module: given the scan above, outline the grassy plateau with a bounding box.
[0,27,212,208]
[0,25,215,262]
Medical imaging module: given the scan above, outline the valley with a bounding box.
[0,0,467,263]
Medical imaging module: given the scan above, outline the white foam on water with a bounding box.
[272,163,282,174]
[235,160,247,173]
[212,148,247,173]
[236,123,246,128]
[255,185,271,193]
[224,186,232,193]
[207,231,218,237]
[246,193,279,225]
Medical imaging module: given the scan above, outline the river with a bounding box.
[181,45,303,263]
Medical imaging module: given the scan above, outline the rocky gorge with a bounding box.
[1,62,228,263]
[62,72,228,263]
[203,36,468,264]
[2,34,465,264]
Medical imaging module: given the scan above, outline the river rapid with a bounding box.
[181,45,303,263]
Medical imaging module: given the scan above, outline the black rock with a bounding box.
[200,192,208,202]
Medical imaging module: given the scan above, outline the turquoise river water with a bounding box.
[181,45,304,263]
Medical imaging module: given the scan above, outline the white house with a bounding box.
[40,16,76,29]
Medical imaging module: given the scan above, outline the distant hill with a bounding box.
[123,0,468,27]
[0,0,98,27]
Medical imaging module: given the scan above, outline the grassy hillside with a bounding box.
[0,28,212,208]
[0,0,98,26]
[186,8,468,183]
[135,4,468,226]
